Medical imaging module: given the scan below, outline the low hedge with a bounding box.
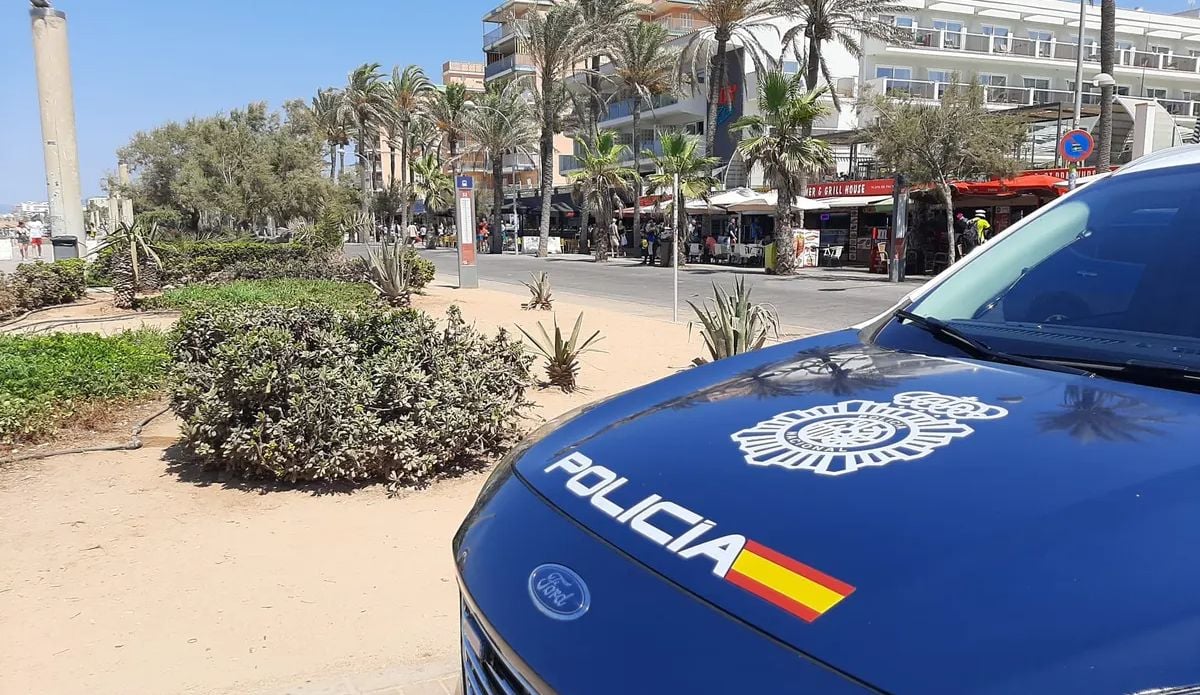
[142,279,378,312]
[88,241,434,293]
[0,329,169,443]
[0,259,87,320]
[169,305,532,487]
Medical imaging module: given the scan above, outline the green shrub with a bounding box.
[142,279,377,312]
[169,305,533,486]
[0,260,88,318]
[405,250,435,291]
[0,329,169,443]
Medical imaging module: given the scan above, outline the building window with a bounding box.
[982,25,1011,52]
[1117,85,1131,96]
[932,19,963,32]
[1146,87,1167,99]
[979,73,1008,86]
[875,65,913,80]
[927,69,953,84]
[1150,45,1171,55]
[782,61,800,74]
[1023,77,1050,89]
[880,14,916,27]
[1190,49,1200,58]
[1027,30,1053,41]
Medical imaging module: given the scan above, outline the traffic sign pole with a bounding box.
[1058,129,1095,190]
[455,175,478,289]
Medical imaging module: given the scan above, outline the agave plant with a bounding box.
[518,313,604,392]
[688,276,780,364]
[364,239,413,307]
[91,221,163,309]
[521,272,554,310]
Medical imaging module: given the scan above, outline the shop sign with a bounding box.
[805,179,896,199]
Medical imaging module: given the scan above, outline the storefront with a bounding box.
[802,178,896,267]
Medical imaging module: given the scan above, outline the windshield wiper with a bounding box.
[1037,356,1200,390]
[894,309,1095,377]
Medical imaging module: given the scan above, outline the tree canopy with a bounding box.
[119,102,332,233]
[865,83,1025,261]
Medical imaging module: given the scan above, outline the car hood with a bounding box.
[514,330,1200,694]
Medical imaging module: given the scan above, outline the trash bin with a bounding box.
[51,236,79,260]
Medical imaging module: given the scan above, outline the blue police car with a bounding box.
[453,147,1200,694]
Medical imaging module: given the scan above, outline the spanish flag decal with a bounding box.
[724,540,855,622]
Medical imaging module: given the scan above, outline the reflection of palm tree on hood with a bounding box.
[1037,386,1170,444]
[693,345,898,402]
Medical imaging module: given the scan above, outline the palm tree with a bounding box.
[518,3,592,257]
[427,82,472,175]
[568,131,636,262]
[311,88,349,182]
[575,0,641,126]
[464,82,540,255]
[339,63,394,220]
[610,20,679,251]
[411,153,455,216]
[92,221,162,309]
[385,65,434,213]
[731,71,833,275]
[408,116,441,162]
[645,132,719,265]
[678,0,776,168]
[777,0,904,122]
[1098,0,1116,168]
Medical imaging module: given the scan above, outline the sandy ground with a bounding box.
[0,291,179,336]
[0,280,724,695]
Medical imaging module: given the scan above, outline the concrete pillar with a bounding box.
[30,5,85,240]
[117,161,134,226]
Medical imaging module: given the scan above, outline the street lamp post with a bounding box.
[1072,0,1088,129]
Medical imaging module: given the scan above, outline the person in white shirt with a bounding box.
[26,219,45,258]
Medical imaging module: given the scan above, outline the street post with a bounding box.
[888,175,908,283]
[455,175,479,289]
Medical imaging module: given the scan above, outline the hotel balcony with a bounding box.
[483,20,527,51]
[485,54,536,81]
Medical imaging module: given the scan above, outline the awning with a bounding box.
[726,191,828,213]
[817,195,893,209]
[707,187,761,207]
[525,193,579,213]
[952,174,1065,196]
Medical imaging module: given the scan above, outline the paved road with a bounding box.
[347,245,923,333]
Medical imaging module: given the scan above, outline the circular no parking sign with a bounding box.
[1059,129,1095,163]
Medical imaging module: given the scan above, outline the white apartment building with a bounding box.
[14,201,50,219]
[573,0,1200,185]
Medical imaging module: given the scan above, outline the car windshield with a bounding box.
[898,164,1200,377]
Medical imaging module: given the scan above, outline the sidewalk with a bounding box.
[262,661,457,695]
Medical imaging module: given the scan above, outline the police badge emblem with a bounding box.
[730,391,1009,476]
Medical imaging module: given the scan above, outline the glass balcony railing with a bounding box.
[657,16,708,35]
[600,94,680,121]
[484,54,535,79]
[872,77,1200,118]
[483,20,527,48]
[892,28,1200,76]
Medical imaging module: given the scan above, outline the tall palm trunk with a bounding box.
[1098,0,1116,168]
[773,181,795,274]
[491,157,505,255]
[337,147,345,184]
[595,186,610,262]
[357,129,371,223]
[400,123,412,233]
[329,144,337,180]
[631,101,643,252]
[537,73,555,258]
[704,35,730,169]
[803,34,821,140]
[112,248,135,309]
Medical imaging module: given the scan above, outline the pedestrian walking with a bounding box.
[15,220,30,260]
[608,217,620,257]
[972,210,992,243]
[27,218,45,258]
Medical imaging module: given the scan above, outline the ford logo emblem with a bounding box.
[528,564,590,621]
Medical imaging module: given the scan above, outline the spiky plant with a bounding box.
[688,277,780,364]
[521,272,553,310]
[340,211,374,244]
[364,239,413,307]
[92,221,163,309]
[518,313,604,392]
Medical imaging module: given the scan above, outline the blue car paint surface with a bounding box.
[455,328,1200,694]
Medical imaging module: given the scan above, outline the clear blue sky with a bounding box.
[0,0,494,206]
[1,0,1194,207]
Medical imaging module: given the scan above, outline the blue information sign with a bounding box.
[1058,129,1095,163]
[456,175,474,190]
